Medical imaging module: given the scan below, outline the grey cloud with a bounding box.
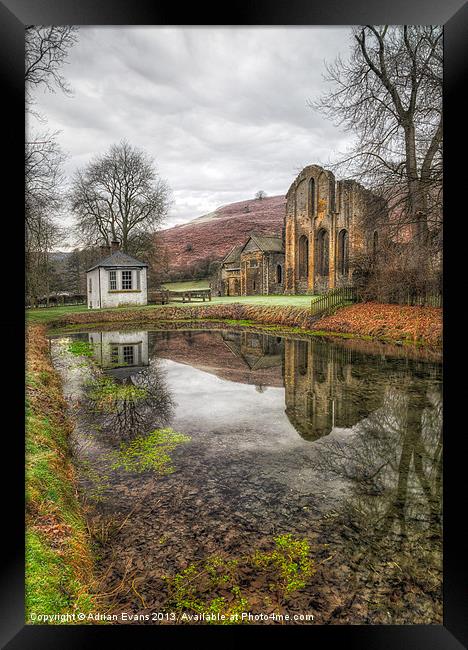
[29,26,355,244]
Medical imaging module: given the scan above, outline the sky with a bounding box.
[29,26,356,248]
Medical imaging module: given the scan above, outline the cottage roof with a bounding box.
[86,250,148,273]
[244,233,283,253]
[222,244,243,266]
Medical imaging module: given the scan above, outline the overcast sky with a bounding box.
[29,26,356,247]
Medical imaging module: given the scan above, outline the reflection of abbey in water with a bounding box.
[88,331,149,378]
[283,339,388,440]
[221,332,433,441]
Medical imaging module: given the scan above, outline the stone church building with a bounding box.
[213,163,386,296]
[284,164,386,294]
[216,233,284,296]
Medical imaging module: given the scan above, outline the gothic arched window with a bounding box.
[316,229,329,276]
[308,177,315,217]
[298,235,309,279]
[337,229,349,275]
[276,264,283,284]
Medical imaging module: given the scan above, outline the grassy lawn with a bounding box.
[161,279,210,291]
[208,295,318,307]
[27,294,319,323]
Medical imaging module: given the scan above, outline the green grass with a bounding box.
[26,326,97,623]
[161,279,210,291]
[26,293,320,324]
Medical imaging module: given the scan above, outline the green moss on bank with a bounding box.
[26,325,97,623]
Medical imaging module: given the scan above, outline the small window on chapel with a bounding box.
[109,270,117,290]
[88,277,92,292]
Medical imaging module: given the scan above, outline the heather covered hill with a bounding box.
[157,195,286,278]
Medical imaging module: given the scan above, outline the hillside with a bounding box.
[157,195,286,277]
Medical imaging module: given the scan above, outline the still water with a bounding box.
[51,328,442,624]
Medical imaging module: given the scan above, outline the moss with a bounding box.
[87,376,147,412]
[164,534,315,624]
[67,340,95,357]
[112,427,191,474]
[251,534,315,595]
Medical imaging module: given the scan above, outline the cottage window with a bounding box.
[88,277,92,293]
[122,270,133,290]
[110,345,119,365]
[109,270,117,290]
[123,345,135,365]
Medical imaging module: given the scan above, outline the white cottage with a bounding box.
[86,243,148,309]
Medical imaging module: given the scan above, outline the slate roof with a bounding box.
[87,250,148,272]
[222,244,243,266]
[245,233,284,253]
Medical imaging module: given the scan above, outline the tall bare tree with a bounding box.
[312,26,442,245]
[70,140,171,255]
[25,26,78,304]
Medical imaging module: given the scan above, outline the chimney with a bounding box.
[111,240,120,253]
[99,244,110,257]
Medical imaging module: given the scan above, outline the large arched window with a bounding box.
[337,229,349,275]
[308,178,315,217]
[298,235,309,279]
[297,341,308,376]
[276,264,283,284]
[316,229,329,276]
[373,231,379,258]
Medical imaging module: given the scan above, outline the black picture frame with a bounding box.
[2,1,466,647]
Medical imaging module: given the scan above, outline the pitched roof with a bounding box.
[244,233,284,253]
[222,244,243,266]
[86,250,148,272]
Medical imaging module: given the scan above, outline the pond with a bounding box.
[50,327,442,625]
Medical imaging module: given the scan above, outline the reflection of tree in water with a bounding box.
[311,377,442,623]
[91,360,175,443]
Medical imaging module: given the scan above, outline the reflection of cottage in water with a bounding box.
[88,331,149,378]
[283,339,386,440]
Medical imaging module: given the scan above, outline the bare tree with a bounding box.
[70,140,172,255]
[25,26,78,111]
[312,26,442,245]
[255,190,267,200]
[25,26,78,305]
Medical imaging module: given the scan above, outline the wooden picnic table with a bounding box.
[169,289,212,303]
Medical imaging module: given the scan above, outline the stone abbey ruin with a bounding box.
[215,164,387,296]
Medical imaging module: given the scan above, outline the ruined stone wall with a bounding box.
[285,164,387,294]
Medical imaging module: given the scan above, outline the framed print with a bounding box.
[1,0,467,647]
